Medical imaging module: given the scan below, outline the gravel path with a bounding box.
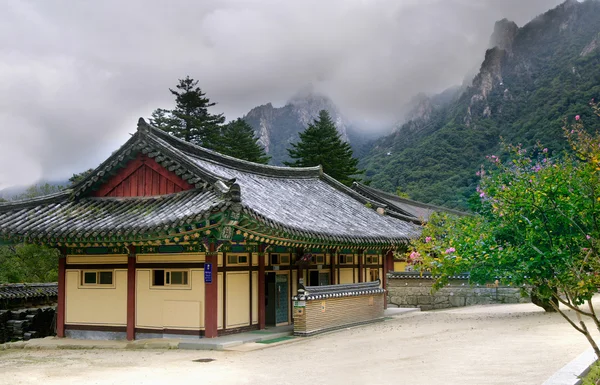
[0,301,594,385]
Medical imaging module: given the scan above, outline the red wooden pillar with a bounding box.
[56,254,66,338]
[386,250,394,273]
[126,246,136,341]
[358,249,364,283]
[330,249,336,285]
[204,242,219,338]
[258,244,266,330]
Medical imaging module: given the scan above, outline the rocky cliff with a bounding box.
[243,90,349,165]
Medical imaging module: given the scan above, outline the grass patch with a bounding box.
[256,336,295,344]
[581,359,600,385]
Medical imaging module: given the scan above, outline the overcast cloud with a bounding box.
[0,0,564,189]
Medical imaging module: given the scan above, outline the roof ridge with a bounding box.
[138,118,323,179]
[0,190,71,212]
[353,183,469,216]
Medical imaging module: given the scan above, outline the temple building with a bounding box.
[0,119,419,340]
[352,183,468,272]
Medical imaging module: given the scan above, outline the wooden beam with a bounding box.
[126,245,136,341]
[258,243,266,330]
[57,253,66,338]
[204,241,219,338]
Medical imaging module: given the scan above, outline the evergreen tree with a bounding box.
[69,169,94,186]
[149,76,225,150]
[285,110,363,186]
[219,118,270,164]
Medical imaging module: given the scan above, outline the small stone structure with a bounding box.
[292,281,385,336]
[387,272,529,310]
[0,283,58,343]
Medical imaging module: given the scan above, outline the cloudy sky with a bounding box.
[0,0,564,189]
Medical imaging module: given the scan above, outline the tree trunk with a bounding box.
[531,289,559,312]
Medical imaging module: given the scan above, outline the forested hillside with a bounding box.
[362,0,600,209]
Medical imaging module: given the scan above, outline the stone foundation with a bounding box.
[387,272,529,310]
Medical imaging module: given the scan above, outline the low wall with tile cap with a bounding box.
[387,272,529,310]
[292,281,385,336]
[0,284,58,343]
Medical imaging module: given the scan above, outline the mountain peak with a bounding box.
[489,18,519,51]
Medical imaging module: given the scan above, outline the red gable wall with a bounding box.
[93,153,194,197]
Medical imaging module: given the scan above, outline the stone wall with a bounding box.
[0,307,56,343]
[292,281,385,336]
[0,283,58,343]
[387,272,529,310]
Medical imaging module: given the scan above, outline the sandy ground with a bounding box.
[0,302,596,385]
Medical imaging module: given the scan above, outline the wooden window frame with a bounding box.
[310,255,325,264]
[339,255,353,264]
[80,270,115,288]
[151,269,190,288]
[227,254,249,266]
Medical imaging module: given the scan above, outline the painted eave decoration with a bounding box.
[0,118,421,248]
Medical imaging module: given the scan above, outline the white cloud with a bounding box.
[0,0,563,188]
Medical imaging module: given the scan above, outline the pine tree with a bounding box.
[149,76,225,150]
[219,118,270,164]
[285,110,363,185]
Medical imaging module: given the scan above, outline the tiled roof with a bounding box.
[0,283,58,300]
[0,189,227,241]
[293,281,385,300]
[352,183,469,223]
[0,119,420,246]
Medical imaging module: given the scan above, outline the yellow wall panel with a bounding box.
[218,272,223,330]
[136,253,205,263]
[339,268,354,284]
[252,253,258,266]
[226,272,250,328]
[252,271,258,324]
[292,270,298,298]
[218,252,223,266]
[136,269,204,330]
[65,269,127,326]
[66,255,127,264]
[394,262,408,272]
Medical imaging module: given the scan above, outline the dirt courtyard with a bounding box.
[0,302,594,385]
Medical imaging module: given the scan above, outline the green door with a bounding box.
[275,274,289,324]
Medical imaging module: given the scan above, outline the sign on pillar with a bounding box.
[204,262,213,284]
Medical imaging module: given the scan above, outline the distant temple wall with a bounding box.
[387,272,529,310]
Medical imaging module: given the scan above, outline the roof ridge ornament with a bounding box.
[137,117,150,133]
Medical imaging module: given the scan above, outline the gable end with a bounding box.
[93,153,194,197]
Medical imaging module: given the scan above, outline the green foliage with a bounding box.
[412,111,600,355]
[68,168,94,186]
[361,1,600,209]
[0,244,59,283]
[582,360,600,385]
[149,76,225,150]
[395,187,410,199]
[285,110,363,186]
[1,182,63,283]
[218,119,270,164]
[12,183,63,200]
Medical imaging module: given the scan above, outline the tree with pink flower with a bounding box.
[413,105,600,357]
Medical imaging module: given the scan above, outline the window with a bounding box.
[82,271,113,286]
[366,256,380,265]
[339,255,353,264]
[270,254,280,265]
[152,269,189,286]
[227,254,248,265]
[280,255,290,264]
[310,255,324,264]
